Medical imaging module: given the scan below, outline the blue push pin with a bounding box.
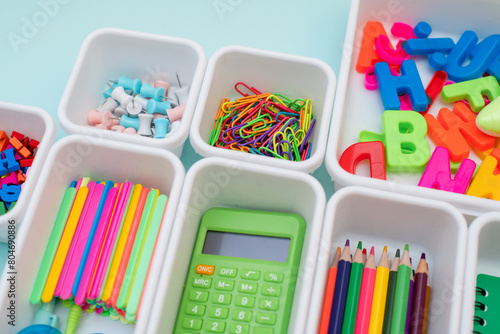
[374,60,428,112]
[119,114,141,131]
[146,99,172,115]
[18,300,61,334]
[109,76,142,94]
[153,118,169,138]
[140,83,166,101]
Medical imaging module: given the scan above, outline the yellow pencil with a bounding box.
[41,186,89,303]
[368,246,390,334]
[101,184,143,302]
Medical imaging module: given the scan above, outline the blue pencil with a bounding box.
[328,239,352,334]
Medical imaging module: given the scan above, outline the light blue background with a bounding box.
[0,0,350,270]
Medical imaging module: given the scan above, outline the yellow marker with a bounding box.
[369,246,390,334]
[101,184,143,301]
[41,186,89,303]
[467,155,500,200]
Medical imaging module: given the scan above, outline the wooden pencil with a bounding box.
[382,249,400,334]
[410,253,428,334]
[328,240,352,334]
[319,246,342,334]
[390,244,412,333]
[355,246,377,334]
[341,242,364,334]
[406,267,415,334]
[368,246,390,334]
[422,263,431,334]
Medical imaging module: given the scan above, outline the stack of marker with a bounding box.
[30,177,169,327]
[0,130,40,215]
[319,240,430,334]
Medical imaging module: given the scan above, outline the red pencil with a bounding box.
[319,246,342,334]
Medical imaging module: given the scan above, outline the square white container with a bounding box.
[307,186,467,333]
[326,0,500,217]
[460,212,500,334]
[0,102,56,241]
[190,45,337,174]
[58,27,207,157]
[147,157,326,333]
[0,135,185,334]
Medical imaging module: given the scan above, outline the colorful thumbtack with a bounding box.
[110,85,133,107]
[137,114,154,137]
[109,76,142,94]
[153,118,169,139]
[96,98,119,113]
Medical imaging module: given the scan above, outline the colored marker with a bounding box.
[328,240,352,334]
[319,246,341,334]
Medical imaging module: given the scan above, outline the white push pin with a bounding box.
[113,106,127,118]
[109,84,133,106]
[96,97,119,113]
[126,100,142,117]
[167,87,178,107]
[133,94,149,110]
[137,114,154,137]
[166,120,182,136]
[173,73,189,105]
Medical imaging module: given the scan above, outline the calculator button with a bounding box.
[212,292,232,305]
[261,284,281,297]
[237,282,258,294]
[254,327,274,334]
[189,290,209,302]
[264,272,284,283]
[209,306,229,319]
[229,323,250,334]
[234,295,255,308]
[215,279,235,291]
[183,317,203,330]
[232,309,253,322]
[196,264,215,275]
[255,312,277,325]
[259,298,279,311]
[186,303,206,316]
[240,269,260,280]
[205,320,226,332]
[218,267,237,277]
[192,277,212,288]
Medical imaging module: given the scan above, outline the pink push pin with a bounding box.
[166,103,185,122]
[123,127,137,135]
[111,125,125,132]
[87,110,119,128]
[154,80,170,94]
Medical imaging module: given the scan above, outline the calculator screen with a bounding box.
[202,231,290,262]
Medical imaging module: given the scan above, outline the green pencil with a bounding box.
[390,244,412,333]
[382,249,400,334]
[341,241,364,334]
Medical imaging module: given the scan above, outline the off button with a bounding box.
[196,264,215,275]
[218,267,237,277]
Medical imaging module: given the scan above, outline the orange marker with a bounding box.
[319,247,342,334]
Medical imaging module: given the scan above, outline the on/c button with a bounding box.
[196,264,215,275]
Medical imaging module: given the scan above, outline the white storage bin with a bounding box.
[147,157,326,333]
[0,135,185,334]
[461,212,500,334]
[307,186,467,333]
[326,0,500,217]
[58,27,207,157]
[0,102,56,241]
[190,45,337,174]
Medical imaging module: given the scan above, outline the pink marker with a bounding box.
[74,186,118,305]
[58,183,105,300]
[75,178,83,190]
[54,181,97,297]
[88,182,133,300]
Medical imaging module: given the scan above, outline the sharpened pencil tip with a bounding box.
[345,239,350,247]
[336,247,341,253]
[357,241,362,249]
[421,252,426,260]
[395,249,400,257]
[383,245,387,252]
[370,246,375,255]
[404,244,409,252]
[362,248,367,255]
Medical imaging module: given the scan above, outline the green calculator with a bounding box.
[173,207,306,334]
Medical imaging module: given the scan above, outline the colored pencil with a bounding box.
[319,246,342,334]
[410,254,429,334]
[390,244,412,333]
[341,241,364,334]
[328,240,352,334]
[382,249,400,334]
[406,268,414,334]
[422,264,430,334]
[355,246,377,334]
[362,248,367,265]
[368,246,390,334]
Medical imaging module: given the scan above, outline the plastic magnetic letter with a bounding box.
[356,21,396,74]
[476,96,500,136]
[444,32,500,82]
[414,21,432,39]
[402,38,455,58]
[0,148,20,176]
[441,76,500,113]
[425,102,496,162]
[418,146,476,194]
[424,71,448,112]
[391,22,416,41]
[467,155,500,200]
[375,35,409,65]
[359,110,430,172]
[339,141,386,180]
[374,60,429,111]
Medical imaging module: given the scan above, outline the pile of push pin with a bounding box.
[87,74,188,138]
[0,131,39,215]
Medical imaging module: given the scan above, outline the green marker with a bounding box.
[342,242,364,334]
[390,244,412,333]
[30,186,77,304]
